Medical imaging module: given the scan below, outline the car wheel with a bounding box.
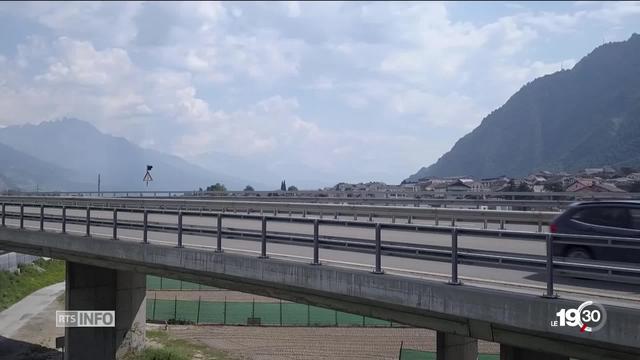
[565,247,592,260]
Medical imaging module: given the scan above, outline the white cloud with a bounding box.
[37,37,133,86]
[390,90,486,129]
[283,1,301,18]
[10,2,142,46]
[157,30,305,83]
[0,2,639,183]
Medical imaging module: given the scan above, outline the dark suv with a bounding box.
[550,201,640,263]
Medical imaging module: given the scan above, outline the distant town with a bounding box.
[325,166,640,194]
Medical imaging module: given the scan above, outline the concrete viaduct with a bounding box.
[0,201,639,359]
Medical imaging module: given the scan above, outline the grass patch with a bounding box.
[128,347,188,360]
[123,330,235,360]
[0,258,65,311]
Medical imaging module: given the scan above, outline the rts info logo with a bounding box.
[550,301,607,333]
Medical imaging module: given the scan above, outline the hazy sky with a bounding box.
[0,1,639,185]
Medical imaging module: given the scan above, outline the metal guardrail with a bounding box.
[1,202,639,295]
[7,191,640,211]
[4,195,575,210]
[8,189,640,200]
[0,197,559,231]
[112,196,575,210]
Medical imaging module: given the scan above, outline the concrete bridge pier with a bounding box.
[500,344,569,360]
[64,262,146,360]
[436,332,478,359]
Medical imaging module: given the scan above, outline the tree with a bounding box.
[502,180,532,192]
[502,179,517,192]
[287,185,298,191]
[244,185,255,191]
[280,180,287,191]
[206,183,227,192]
[543,182,564,192]
[516,183,532,192]
[621,167,636,176]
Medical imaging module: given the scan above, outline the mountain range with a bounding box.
[0,118,249,191]
[0,142,88,192]
[406,33,640,182]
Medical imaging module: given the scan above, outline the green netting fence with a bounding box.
[147,275,394,327]
[147,275,217,290]
[146,296,396,327]
[398,350,498,360]
[398,344,499,360]
[146,276,500,358]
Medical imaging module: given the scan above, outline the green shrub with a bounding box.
[0,259,65,311]
[137,348,188,360]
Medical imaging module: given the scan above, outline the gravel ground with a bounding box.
[165,325,499,360]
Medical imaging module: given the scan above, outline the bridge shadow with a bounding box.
[0,336,61,360]
[522,272,640,295]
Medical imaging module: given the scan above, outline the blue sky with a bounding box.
[0,1,639,187]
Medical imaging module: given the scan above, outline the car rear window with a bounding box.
[571,207,632,228]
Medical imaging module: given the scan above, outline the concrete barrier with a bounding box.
[0,251,39,271]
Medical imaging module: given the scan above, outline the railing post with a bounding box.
[537,220,543,233]
[112,208,118,240]
[372,223,384,274]
[85,206,91,236]
[311,219,321,265]
[543,233,558,298]
[259,216,268,259]
[448,228,461,285]
[216,214,223,252]
[334,211,338,220]
[40,204,44,231]
[143,209,148,243]
[62,206,66,234]
[20,203,24,229]
[500,219,505,230]
[177,211,183,247]
[408,215,412,224]
[1,203,5,227]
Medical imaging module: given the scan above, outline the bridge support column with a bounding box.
[500,344,569,360]
[436,332,478,360]
[64,262,146,360]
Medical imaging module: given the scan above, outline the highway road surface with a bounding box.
[4,207,639,309]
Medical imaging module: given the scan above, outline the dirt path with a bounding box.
[166,325,499,360]
[0,282,64,360]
